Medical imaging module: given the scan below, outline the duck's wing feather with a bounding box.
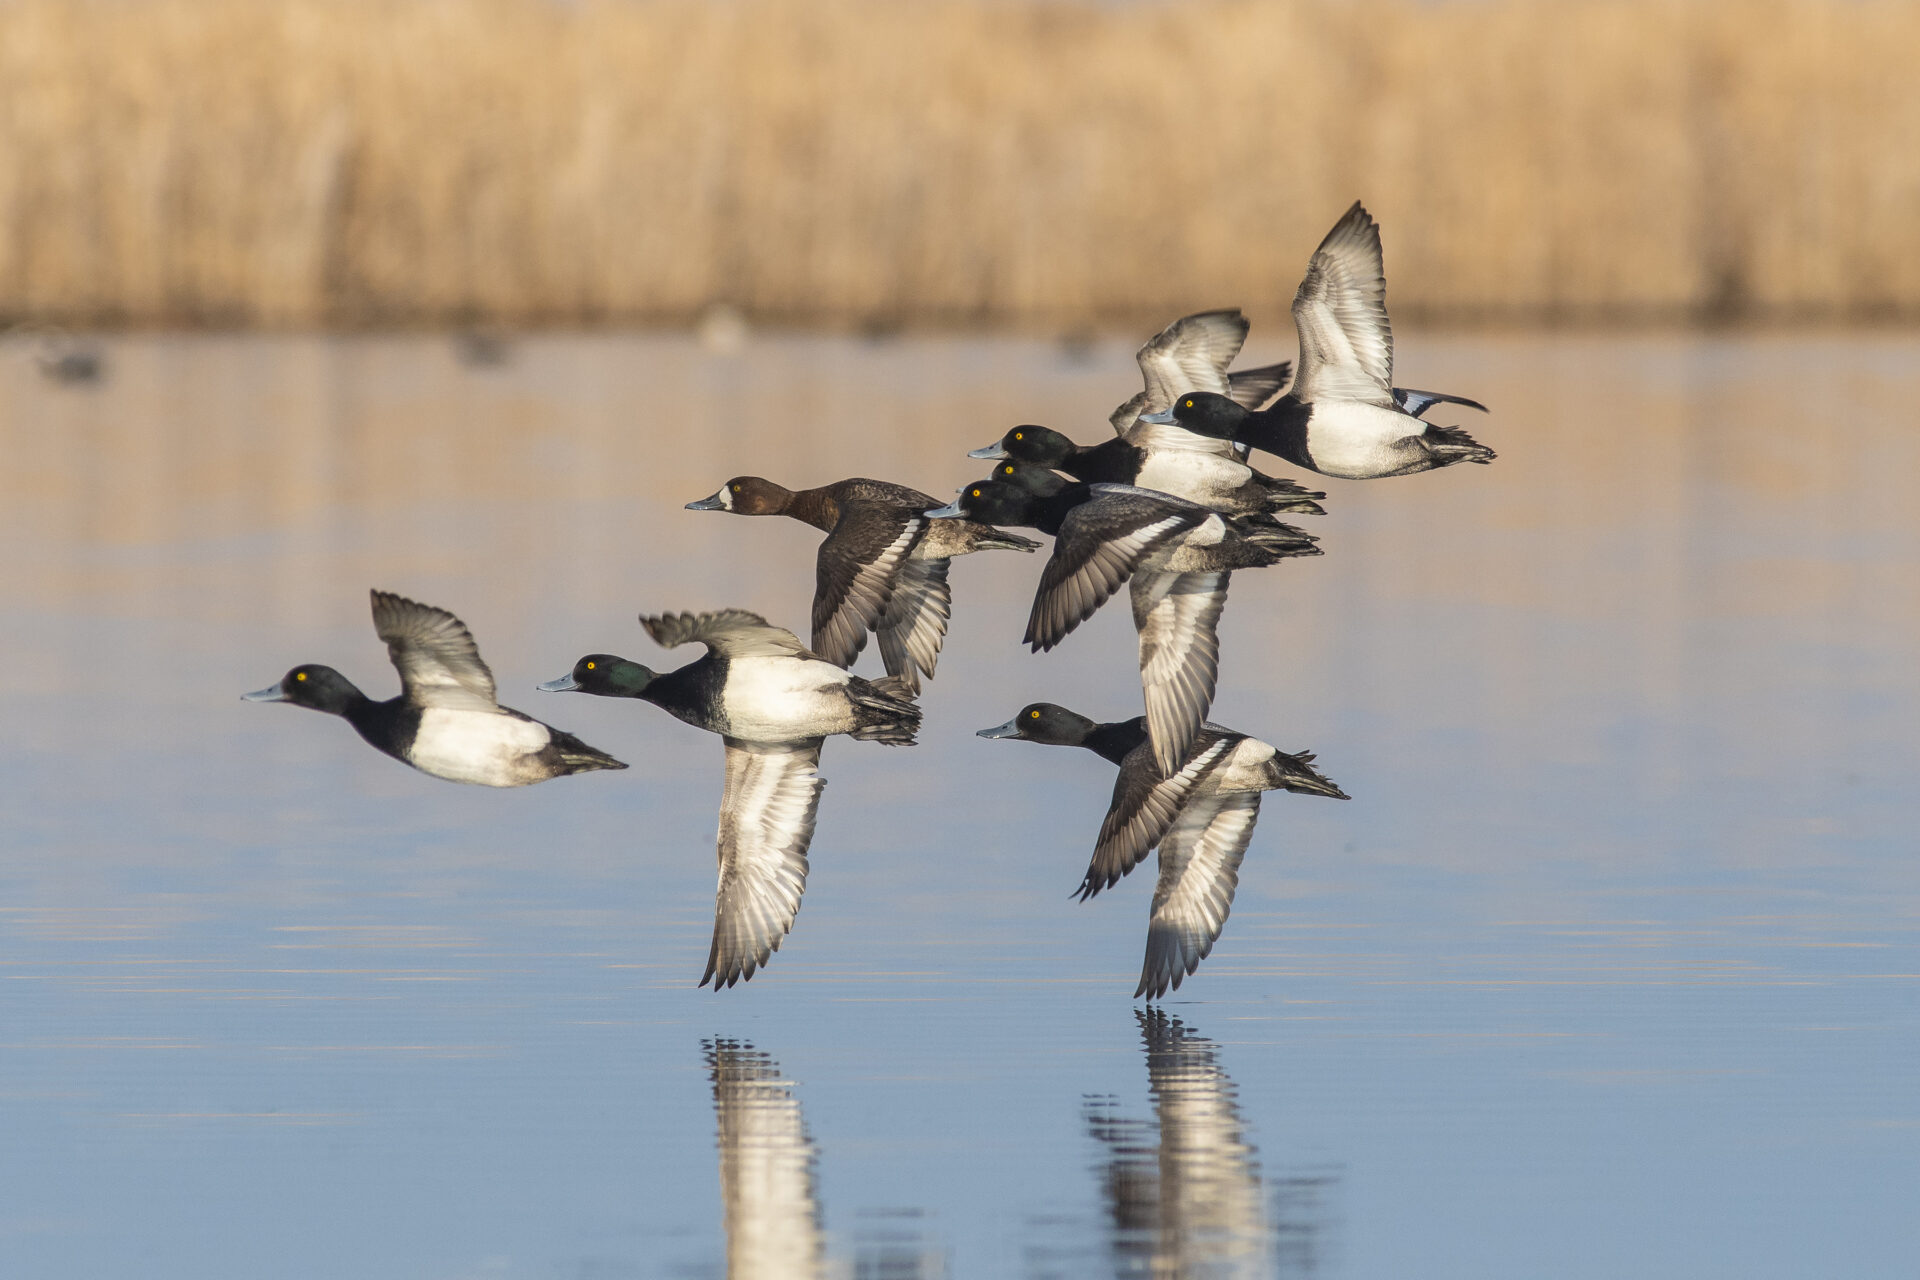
[1135,309,1250,408]
[370,589,497,710]
[1083,733,1234,900]
[1137,791,1263,999]
[1226,360,1293,409]
[1132,571,1231,776]
[1289,201,1395,406]
[643,609,810,658]
[810,501,923,669]
[1024,499,1202,651]
[705,737,826,989]
[875,556,951,691]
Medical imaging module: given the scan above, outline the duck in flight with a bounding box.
[931,477,1318,775]
[243,590,626,786]
[1143,203,1493,479]
[686,476,1038,692]
[539,609,921,988]
[979,703,1346,998]
[969,309,1323,515]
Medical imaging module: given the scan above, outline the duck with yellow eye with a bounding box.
[242,590,626,787]
[683,475,1038,693]
[976,701,1346,999]
[538,609,922,989]
[966,421,1325,518]
[1138,204,1493,479]
[927,476,1319,776]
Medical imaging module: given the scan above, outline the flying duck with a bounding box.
[539,609,921,988]
[931,478,1318,775]
[979,702,1346,998]
[686,476,1039,692]
[243,590,626,786]
[1143,203,1493,478]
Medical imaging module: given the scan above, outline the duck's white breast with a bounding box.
[406,708,552,786]
[721,657,856,741]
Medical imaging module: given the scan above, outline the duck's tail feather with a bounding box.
[1423,422,1497,466]
[544,728,629,775]
[973,528,1042,553]
[1264,749,1348,799]
[1235,519,1323,565]
[847,675,923,745]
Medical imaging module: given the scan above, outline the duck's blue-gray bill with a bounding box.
[536,674,580,692]
[966,442,1008,459]
[924,498,965,519]
[976,718,1023,739]
[684,490,726,511]
[242,684,288,702]
[1137,407,1178,424]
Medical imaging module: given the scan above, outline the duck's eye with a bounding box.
[585,661,596,671]
[1013,431,1023,441]
[1184,398,1193,408]
[1029,709,1040,719]
[1001,465,1013,476]
[731,483,741,493]
[295,671,308,682]
[971,488,982,498]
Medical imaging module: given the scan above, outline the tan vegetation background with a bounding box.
[0,0,1914,329]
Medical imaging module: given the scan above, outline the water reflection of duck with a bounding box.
[1086,1011,1280,1277]
[705,1040,826,1280]
[978,703,1347,997]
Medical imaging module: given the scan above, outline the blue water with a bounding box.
[2,330,1916,1278]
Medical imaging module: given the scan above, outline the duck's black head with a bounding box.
[538,654,657,698]
[1144,391,1246,439]
[685,476,793,516]
[988,459,1070,497]
[242,664,364,715]
[926,478,1041,527]
[969,424,1075,467]
[976,702,1096,747]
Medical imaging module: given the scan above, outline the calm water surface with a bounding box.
[1,330,1917,1278]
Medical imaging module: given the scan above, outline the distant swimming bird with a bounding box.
[242,590,626,786]
[539,609,921,988]
[6,324,104,385]
[979,702,1346,998]
[686,476,1039,692]
[1143,203,1493,478]
[932,478,1318,774]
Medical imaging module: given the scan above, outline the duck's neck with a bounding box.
[1082,718,1148,766]
[1239,397,1314,470]
[784,486,840,533]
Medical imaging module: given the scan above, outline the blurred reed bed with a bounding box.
[0,0,1914,328]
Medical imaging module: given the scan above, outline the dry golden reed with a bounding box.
[0,0,1914,328]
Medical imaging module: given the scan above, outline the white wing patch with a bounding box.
[1289,202,1395,406]
[706,738,826,989]
[1085,734,1233,900]
[1026,512,1192,651]
[1137,791,1263,999]
[1133,571,1230,776]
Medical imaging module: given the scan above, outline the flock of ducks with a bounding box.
[245,202,1495,996]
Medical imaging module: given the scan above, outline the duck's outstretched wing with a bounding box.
[1137,791,1263,999]
[1083,733,1233,901]
[371,589,498,710]
[1135,309,1249,408]
[1225,360,1293,409]
[1024,496,1203,651]
[705,737,826,990]
[1289,201,1395,406]
[1132,570,1232,776]
[642,609,809,658]
[875,556,951,692]
[811,501,923,669]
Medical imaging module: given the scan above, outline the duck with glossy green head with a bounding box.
[979,701,1347,999]
[540,608,920,990]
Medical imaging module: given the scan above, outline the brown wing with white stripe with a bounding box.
[1024,499,1202,651]
[1082,733,1233,901]
[705,738,826,989]
[811,502,923,669]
